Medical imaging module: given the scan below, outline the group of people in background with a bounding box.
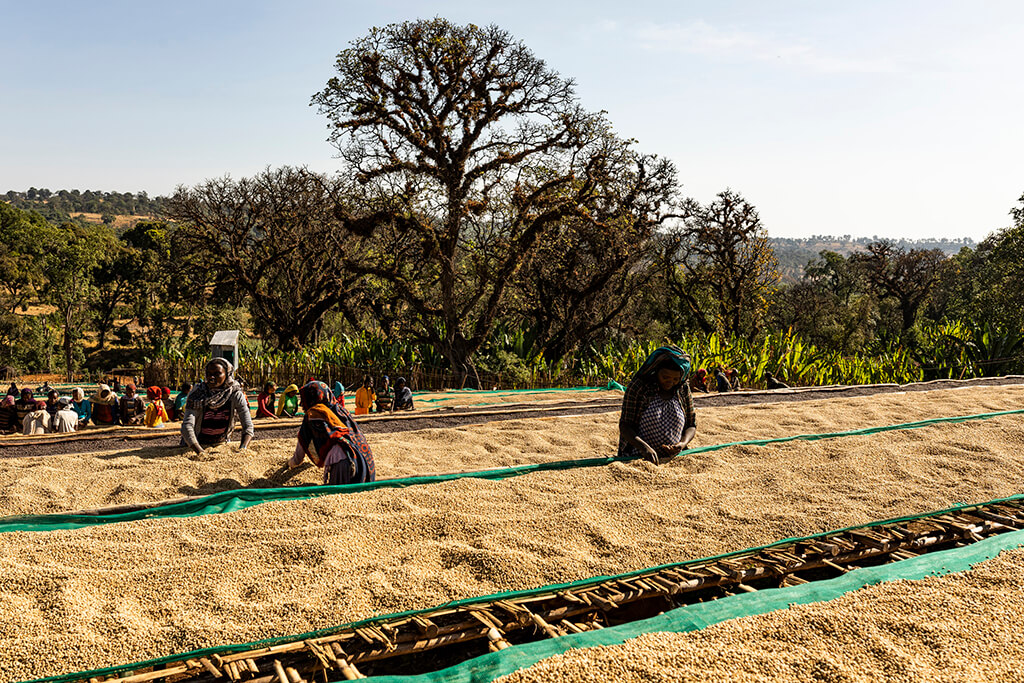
[0,368,423,436]
[0,381,194,435]
[688,367,791,394]
[253,373,414,420]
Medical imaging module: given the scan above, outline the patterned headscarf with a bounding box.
[91,384,116,405]
[187,358,239,410]
[299,381,334,412]
[631,346,692,388]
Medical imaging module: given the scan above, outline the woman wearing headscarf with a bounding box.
[90,384,119,426]
[180,358,254,455]
[144,386,169,428]
[287,381,375,485]
[70,387,91,427]
[0,396,17,434]
[23,400,51,435]
[161,387,175,422]
[618,345,697,465]
[276,384,300,417]
[52,398,79,433]
[332,380,346,408]
[689,368,709,393]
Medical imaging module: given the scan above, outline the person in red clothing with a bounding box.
[256,382,278,419]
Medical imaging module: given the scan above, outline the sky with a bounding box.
[2,0,1022,240]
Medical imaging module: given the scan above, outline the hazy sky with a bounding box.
[3,1,1022,240]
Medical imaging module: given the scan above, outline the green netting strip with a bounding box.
[2,408,1022,535]
[24,491,1024,683]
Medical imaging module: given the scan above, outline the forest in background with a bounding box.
[2,18,1021,389]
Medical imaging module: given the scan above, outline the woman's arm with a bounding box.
[233,389,255,450]
[180,408,204,454]
[618,418,659,464]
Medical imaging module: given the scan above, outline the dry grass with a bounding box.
[0,404,1023,679]
[499,546,1024,682]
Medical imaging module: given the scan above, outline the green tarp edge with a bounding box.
[23,490,1024,683]
[3,408,1022,535]
[366,525,1024,683]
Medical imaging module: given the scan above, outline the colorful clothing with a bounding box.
[618,345,695,458]
[277,385,299,417]
[144,400,168,428]
[14,389,36,425]
[296,381,375,485]
[180,359,254,450]
[90,384,119,425]
[256,391,277,418]
[0,397,17,434]
[118,395,146,425]
[354,387,375,415]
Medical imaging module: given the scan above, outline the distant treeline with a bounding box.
[771,236,976,281]
[2,188,169,222]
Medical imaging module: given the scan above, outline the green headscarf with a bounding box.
[632,346,692,385]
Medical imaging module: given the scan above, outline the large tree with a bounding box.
[660,189,779,339]
[168,167,376,350]
[850,240,945,334]
[312,18,628,380]
[512,146,678,361]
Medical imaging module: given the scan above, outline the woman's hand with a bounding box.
[640,442,660,464]
[658,442,685,461]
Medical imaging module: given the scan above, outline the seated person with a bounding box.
[391,377,414,412]
[764,371,790,390]
[276,384,300,417]
[0,396,18,434]
[256,382,278,418]
[618,346,697,465]
[713,367,732,393]
[52,398,79,433]
[144,386,169,427]
[725,368,741,391]
[118,384,146,426]
[90,384,119,425]
[354,375,375,416]
[173,383,191,421]
[14,388,36,427]
[23,401,51,435]
[287,381,375,485]
[161,387,176,422]
[689,368,709,393]
[332,381,346,408]
[45,390,61,417]
[375,375,393,412]
[180,359,253,454]
[70,388,91,427]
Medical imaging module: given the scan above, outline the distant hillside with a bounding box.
[2,188,169,223]
[771,236,976,281]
